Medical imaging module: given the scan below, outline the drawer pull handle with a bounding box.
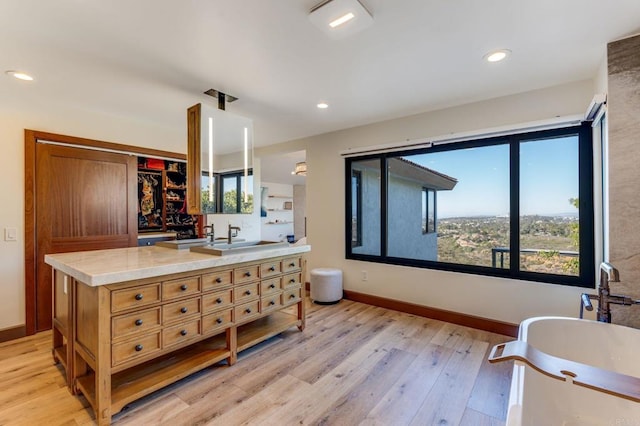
[289,263,296,267]
[269,301,275,306]
[245,308,252,314]
[135,293,143,301]
[245,290,252,296]
[216,298,223,304]
[289,279,296,284]
[135,344,143,352]
[135,319,143,326]
[180,284,188,291]
[216,318,223,324]
[244,272,252,277]
[180,329,188,336]
[180,307,188,314]
[289,294,296,299]
[269,284,276,289]
[215,278,222,283]
[269,266,275,272]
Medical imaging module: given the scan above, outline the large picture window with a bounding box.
[345,123,595,288]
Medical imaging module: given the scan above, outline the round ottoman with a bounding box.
[310,268,343,304]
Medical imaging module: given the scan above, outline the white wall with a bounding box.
[269,79,597,325]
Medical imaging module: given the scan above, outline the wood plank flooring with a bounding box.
[0,299,513,425]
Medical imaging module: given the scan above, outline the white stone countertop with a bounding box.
[45,244,311,287]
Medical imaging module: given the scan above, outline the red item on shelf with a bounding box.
[146,158,164,170]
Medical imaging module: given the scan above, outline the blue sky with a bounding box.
[408,136,579,218]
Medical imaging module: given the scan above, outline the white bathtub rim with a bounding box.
[507,316,639,426]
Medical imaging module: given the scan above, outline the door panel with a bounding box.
[35,143,137,331]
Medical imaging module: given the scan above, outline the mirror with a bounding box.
[187,103,254,214]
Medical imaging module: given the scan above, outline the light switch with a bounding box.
[4,227,17,242]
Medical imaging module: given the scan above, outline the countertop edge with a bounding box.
[45,245,311,286]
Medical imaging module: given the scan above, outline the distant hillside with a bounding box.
[437,215,578,275]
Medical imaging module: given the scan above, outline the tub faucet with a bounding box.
[228,224,241,244]
[580,262,640,322]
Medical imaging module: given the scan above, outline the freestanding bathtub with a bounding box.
[500,316,640,425]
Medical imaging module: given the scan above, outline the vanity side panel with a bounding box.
[76,282,99,358]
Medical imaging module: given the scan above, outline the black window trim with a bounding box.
[345,122,595,289]
[351,169,363,247]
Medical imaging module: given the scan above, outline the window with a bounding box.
[346,123,595,288]
[348,159,381,256]
[201,170,253,214]
[422,188,436,234]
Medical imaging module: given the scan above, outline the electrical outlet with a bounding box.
[362,270,368,281]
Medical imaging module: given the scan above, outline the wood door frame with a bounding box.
[24,129,186,335]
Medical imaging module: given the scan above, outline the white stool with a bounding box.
[310,268,343,304]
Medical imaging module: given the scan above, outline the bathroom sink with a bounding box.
[190,240,289,256]
[156,238,245,250]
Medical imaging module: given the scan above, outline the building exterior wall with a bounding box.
[387,175,438,261]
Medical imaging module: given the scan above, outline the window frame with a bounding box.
[351,169,363,247]
[345,123,595,288]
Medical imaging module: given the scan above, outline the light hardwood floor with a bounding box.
[0,299,513,425]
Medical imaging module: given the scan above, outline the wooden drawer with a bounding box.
[282,272,302,289]
[162,319,201,349]
[202,270,233,292]
[111,307,161,341]
[234,265,259,285]
[260,277,281,296]
[162,276,201,301]
[282,256,302,273]
[234,282,259,305]
[260,294,283,313]
[162,297,201,324]
[282,286,302,306]
[260,260,281,278]
[112,331,161,367]
[111,283,161,313]
[201,309,233,336]
[202,288,233,314]
[234,300,260,324]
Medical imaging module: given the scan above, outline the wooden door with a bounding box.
[34,142,137,331]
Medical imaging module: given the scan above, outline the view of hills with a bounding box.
[437,215,579,275]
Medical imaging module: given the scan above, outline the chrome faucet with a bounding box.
[580,262,640,322]
[203,224,215,243]
[227,224,241,244]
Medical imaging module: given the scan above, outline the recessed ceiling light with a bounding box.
[329,12,355,28]
[5,70,34,81]
[317,102,329,109]
[309,0,373,39]
[484,49,511,63]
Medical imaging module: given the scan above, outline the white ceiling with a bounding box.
[2,1,640,152]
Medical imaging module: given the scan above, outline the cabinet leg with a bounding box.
[297,299,306,332]
[226,327,237,366]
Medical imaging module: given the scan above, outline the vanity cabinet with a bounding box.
[54,253,305,425]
